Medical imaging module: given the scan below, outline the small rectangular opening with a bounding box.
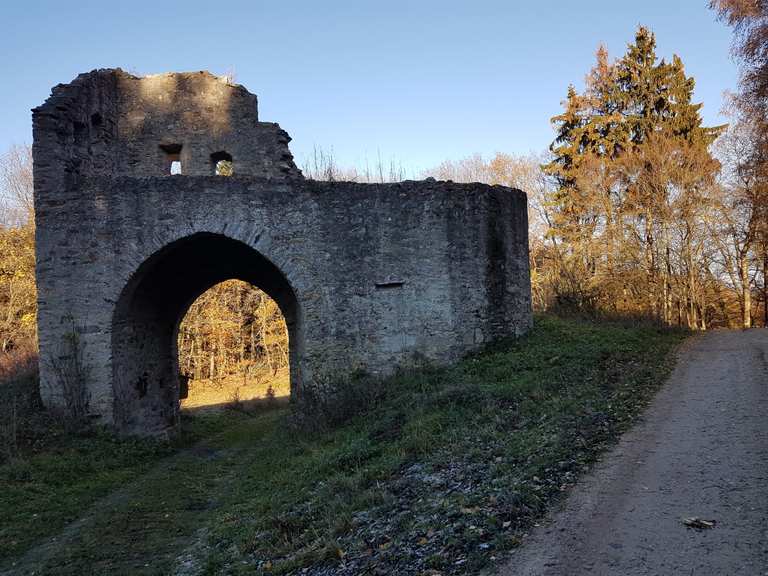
[211,151,233,176]
[160,143,183,175]
[375,280,405,289]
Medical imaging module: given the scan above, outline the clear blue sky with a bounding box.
[0,0,738,174]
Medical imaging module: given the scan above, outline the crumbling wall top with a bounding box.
[32,68,300,192]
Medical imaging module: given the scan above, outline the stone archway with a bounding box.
[111,233,301,435]
[33,69,532,435]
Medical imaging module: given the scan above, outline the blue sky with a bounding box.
[0,0,737,174]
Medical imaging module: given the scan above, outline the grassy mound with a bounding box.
[0,316,686,575]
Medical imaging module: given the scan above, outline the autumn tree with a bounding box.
[177,280,288,385]
[711,1,768,125]
[545,27,724,326]
[0,145,36,357]
[0,145,33,228]
[712,0,768,325]
[709,114,765,327]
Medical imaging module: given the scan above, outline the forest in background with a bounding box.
[1,9,767,397]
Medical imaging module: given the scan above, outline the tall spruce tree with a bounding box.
[544,26,724,323]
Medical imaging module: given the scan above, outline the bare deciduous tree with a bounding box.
[0,145,33,227]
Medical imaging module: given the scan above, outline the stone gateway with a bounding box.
[33,69,532,435]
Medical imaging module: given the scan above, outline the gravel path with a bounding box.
[500,329,768,576]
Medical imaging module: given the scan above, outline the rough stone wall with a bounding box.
[33,70,532,435]
[114,72,298,177]
[32,69,298,181]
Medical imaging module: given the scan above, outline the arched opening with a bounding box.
[111,233,300,435]
[176,279,290,410]
[211,151,233,176]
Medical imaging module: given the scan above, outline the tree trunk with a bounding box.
[740,254,752,328]
[764,249,768,327]
[645,210,657,320]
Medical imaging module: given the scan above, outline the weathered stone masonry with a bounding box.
[33,69,533,435]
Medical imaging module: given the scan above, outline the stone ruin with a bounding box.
[33,69,532,435]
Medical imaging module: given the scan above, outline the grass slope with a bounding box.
[0,316,686,575]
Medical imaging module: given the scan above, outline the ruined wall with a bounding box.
[32,69,299,181]
[114,72,298,177]
[33,70,532,435]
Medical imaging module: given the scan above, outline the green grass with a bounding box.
[0,315,686,575]
[0,429,169,559]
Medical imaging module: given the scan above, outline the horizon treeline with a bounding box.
[1,17,767,392]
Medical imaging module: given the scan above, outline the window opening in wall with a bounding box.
[211,151,233,176]
[73,121,87,146]
[160,143,183,176]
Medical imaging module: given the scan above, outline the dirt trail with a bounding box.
[500,329,768,576]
